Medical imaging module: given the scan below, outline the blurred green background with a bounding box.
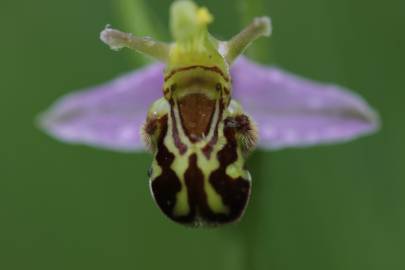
[1,0,404,269]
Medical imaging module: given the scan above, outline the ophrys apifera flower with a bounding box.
[38,0,379,227]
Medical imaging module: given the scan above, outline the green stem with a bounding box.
[240,151,269,270]
[221,151,269,270]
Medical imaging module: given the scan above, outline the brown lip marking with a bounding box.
[162,153,214,226]
[183,153,241,226]
[150,115,183,221]
[208,118,251,223]
[164,65,230,82]
[144,117,158,136]
[181,153,204,224]
[178,93,216,143]
[169,99,187,155]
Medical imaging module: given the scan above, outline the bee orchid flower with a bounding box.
[38,0,379,226]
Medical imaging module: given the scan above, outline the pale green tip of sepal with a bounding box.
[254,17,272,37]
[100,26,170,62]
[100,26,126,51]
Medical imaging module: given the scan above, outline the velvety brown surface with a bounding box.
[178,93,216,142]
